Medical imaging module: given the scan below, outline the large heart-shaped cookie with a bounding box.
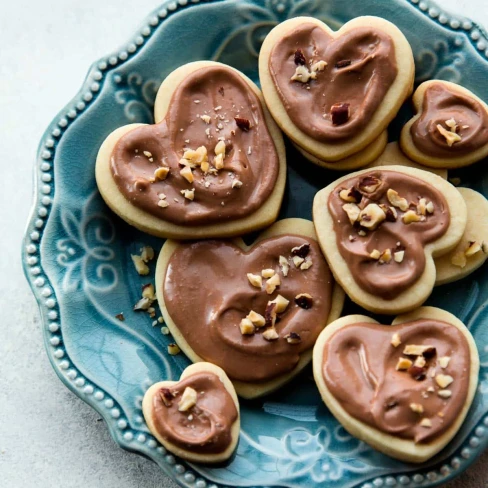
[313,307,479,463]
[313,166,467,314]
[156,218,344,399]
[142,362,240,463]
[259,16,414,162]
[96,61,286,239]
[401,80,488,168]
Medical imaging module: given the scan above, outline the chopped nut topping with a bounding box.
[427,386,435,393]
[339,188,362,203]
[291,243,310,258]
[410,403,424,414]
[380,204,397,222]
[285,332,302,344]
[437,123,462,146]
[154,166,170,181]
[331,103,350,125]
[414,356,426,368]
[335,59,351,68]
[247,310,266,328]
[265,273,281,294]
[435,374,454,388]
[158,199,169,208]
[439,356,451,369]
[394,250,405,263]
[358,230,367,236]
[295,293,313,309]
[214,140,226,156]
[143,150,153,158]
[131,255,150,275]
[292,256,305,268]
[465,241,483,257]
[294,49,306,65]
[396,357,413,370]
[180,189,195,201]
[235,117,251,131]
[269,294,289,313]
[387,189,409,211]
[180,166,194,183]
[342,203,361,225]
[403,345,436,357]
[161,326,170,335]
[142,283,156,300]
[261,269,275,279]
[403,210,422,224]
[115,313,125,321]
[359,204,386,230]
[408,365,427,381]
[358,175,382,194]
[391,333,402,347]
[263,327,279,341]
[178,387,198,412]
[379,248,392,264]
[167,343,181,355]
[159,388,174,407]
[370,249,381,260]
[311,60,327,72]
[141,246,154,262]
[420,418,432,428]
[451,251,467,268]
[247,273,262,288]
[232,179,243,189]
[291,65,315,83]
[438,389,452,399]
[214,153,224,170]
[417,198,428,216]
[264,302,277,328]
[200,115,211,124]
[279,255,290,276]
[445,118,457,131]
[300,259,313,270]
[201,160,210,173]
[240,318,255,335]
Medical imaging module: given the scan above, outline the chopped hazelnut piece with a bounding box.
[417,198,428,216]
[465,241,483,257]
[294,49,306,66]
[214,140,226,156]
[380,204,397,222]
[143,150,153,158]
[435,374,454,388]
[240,318,255,335]
[159,388,174,407]
[154,166,170,181]
[379,248,392,264]
[300,259,313,270]
[194,146,208,164]
[264,302,277,328]
[410,403,424,414]
[247,273,262,288]
[247,310,266,328]
[438,389,452,399]
[403,345,436,357]
[167,343,181,355]
[295,293,313,309]
[291,243,310,258]
[359,204,386,230]
[342,203,360,225]
[265,273,281,294]
[214,153,224,170]
[200,115,211,124]
[285,332,302,344]
[445,118,457,131]
[403,210,422,224]
[290,65,315,83]
[178,387,198,412]
[451,251,467,268]
[263,327,279,341]
[261,269,275,279]
[158,200,169,208]
[232,179,243,189]
[331,103,350,125]
[358,230,367,237]
[437,123,462,146]
[391,333,401,347]
[235,117,251,131]
[180,166,194,183]
[439,356,451,369]
[201,160,210,173]
[387,189,409,211]
[131,255,150,275]
[269,294,289,313]
[339,188,361,203]
[414,356,426,368]
[180,189,195,201]
[426,201,435,214]
[161,326,170,335]
[394,250,405,263]
[115,313,125,321]
[134,297,152,311]
[358,175,382,194]
[142,283,156,300]
[427,386,435,393]
[395,357,413,370]
[141,246,154,262]
[279,255,290,276]
[420,418,432,428]
[292,256,305,268]
[311,60,328,72]
[370,249,381,260]
[408,365,427,381]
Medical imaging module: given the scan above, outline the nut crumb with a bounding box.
[435,374,454,388]
[247,273,262,288]
[437,123,462,146]
[300,259,313,270]
[180,188,195,201]
[410,403,424,414]
[403,344,436,357]
[247,310,266,328]
[292,256,304,268]
[261,268,275,278]
[161,326,170,335]
[403,210,422,224]
[240,318,255,335]
[154,167,169,181]
[391,333,401,347]
[168,343,180,355]
[387,189,409,211]
[200,115,211,124]
[395,357,412,370]
[438,356,451,369]
[180,166,194,183]
[359,203,386,230]
[265,273,281,294]
[394,250,405,263]
[115,313,125,321]
[451,251,467,268]
[263,327,279,341]
[438,389,452,399]
[285,332,302,344]
[465,241,483,257]
[178,387,198,412]
[420,418,432,428]
[279,255,290,276]
[131,254,150,275]
[369,249,381,260]
[232,180,243,189]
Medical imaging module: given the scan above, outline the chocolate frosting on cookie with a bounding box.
[268,23,397,142]
[163,235,334,382]
[152,372,237,454]
[322,319,470,443]
[327,170,450,299]
[410,83,488,158]
[111,66,279,226]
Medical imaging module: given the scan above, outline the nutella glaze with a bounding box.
[164,235,334,382]
[152,372,237,454]
[323,320,471,443]
[111,66,279,226]
[328,170,450,299]
[269,23,397,142]
[411,83,488,158]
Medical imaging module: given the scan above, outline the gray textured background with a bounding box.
[1,1,487,486]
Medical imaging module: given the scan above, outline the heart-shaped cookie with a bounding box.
[142,362,240,463]
[259,16,414,162]
[156,218,345,399]
[96,61,286,239]
[435,187,488,285]
[313,166,467,314]
[401,80,488,168]
[295,131,388,171]
[313,306,479,463]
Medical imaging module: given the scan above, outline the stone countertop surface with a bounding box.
[1,0,487,487]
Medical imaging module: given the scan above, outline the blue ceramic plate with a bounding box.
[23,1,488,487]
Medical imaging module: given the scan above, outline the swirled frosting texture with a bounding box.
[152,372,237,454]
[163,235,334,382]
[111,66,279,226]
[268,23,397,142]
[411,83,488,157]
[327,170,450,299]
[322,320,470,443]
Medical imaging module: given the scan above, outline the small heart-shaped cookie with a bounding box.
[259,16,414,162]
[401,80,488,168]
[156,218,344,399]
[96,61,286,239]
[313,166,467,314]
[435,188,488,285]
[143,362,239,463]
[313,307,479,463]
